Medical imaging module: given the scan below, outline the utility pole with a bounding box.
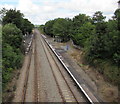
[117,1,120,102]
[117,1,120,31]
[118,0,120,9]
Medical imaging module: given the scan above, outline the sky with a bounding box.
[0,0,119,25]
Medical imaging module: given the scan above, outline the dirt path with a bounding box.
[13,54,31,102]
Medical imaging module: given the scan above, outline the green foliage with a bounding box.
[114,9,120,30]
[92,11,107,34]
[38,25,45,34]
[2,9,23,29]
[70,14,94,47]
[84,11,120,86]
[2,9,34,34]
[44,18,72,42]
[44,9,120,87]
[92,11,106,23]
[52,18,71,41]
[85,13,119,61]
[1,8,34,92]
[113,53,120,66]
[85,33,107,60]
[72,14,91,34]
[0,29,1,82]
[0,8,7,23]
[44,20,55,37]
[2,24,23,89]
[21,18,34,34]
[2,43,23,88]
[3,23,22,49]
[72,22,95,47]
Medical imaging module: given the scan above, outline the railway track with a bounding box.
[16,29,99,103]
[41,32,100,103]
[21,42,32,102]
[39,33,90,103]
[34,33,39,102]
[21,35,39,102]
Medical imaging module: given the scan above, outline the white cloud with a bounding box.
[0,0,119,24]
[0,4,15,10]
[58,0,118,17]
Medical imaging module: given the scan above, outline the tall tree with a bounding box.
[92,11,106,23]
[44,20,55,37]
[2,23,23,89]
[52,18,71,41]
[85,11,107,61]
[92,11,106,33]
[3,23,23,49]
[2,9,23,29]
[21,18,34,34]
[0,8,7,23]
[2,9,34,34]
[114,9,120,31]
[72,22,96,47]
[72,14,91,34]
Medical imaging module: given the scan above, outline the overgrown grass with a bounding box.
[86,58,120,86]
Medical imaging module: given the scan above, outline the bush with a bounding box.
[2,24,23,89]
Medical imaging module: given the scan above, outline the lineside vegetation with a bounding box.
[0,8,34,91]
[40,9,120,93]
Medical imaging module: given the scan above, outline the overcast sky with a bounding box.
[0,0,119,25]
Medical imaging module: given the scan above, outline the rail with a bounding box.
[41,34,99,104]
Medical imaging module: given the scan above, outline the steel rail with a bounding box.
[41,34,99,104]
[39,35,65,102]
[34,34,39,102]
[21,36,34,103]
[41,35,78,102]
[41,35,79,102]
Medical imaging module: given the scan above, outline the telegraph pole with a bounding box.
[118,0,120,9]
[117,1,120,102]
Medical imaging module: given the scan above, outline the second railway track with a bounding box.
[22,35,39,102]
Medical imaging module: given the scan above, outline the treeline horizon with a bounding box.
[39,8,120,92]
[1,8,34,95]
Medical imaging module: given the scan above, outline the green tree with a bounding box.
[72,22,95,47]
[104,20,119,58]
[2,43,23,88]
[114,9,120,30]
[92,11,107,34]
[0,8,7,24]
[72,14,91,34]
[39,25,45,34]
[3,23,23,49]
[2,24,23,89]
[106,18,120,101]
[21,18,34,34]
[92,11,106,23]
[2,9,23,29]
[84,11,107,63]
[114,5,120,102]
[52,18,71,41]
[2,9,34,34]
[44,20,55,37]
